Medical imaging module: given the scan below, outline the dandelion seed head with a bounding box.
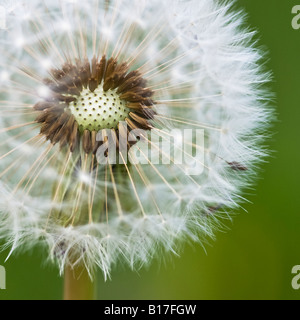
[0,0,273,279]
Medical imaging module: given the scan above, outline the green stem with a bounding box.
[63,264,96,300]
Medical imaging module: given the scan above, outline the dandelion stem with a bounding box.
[64,264,96,300]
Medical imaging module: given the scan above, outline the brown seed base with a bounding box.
[34,55,156,154]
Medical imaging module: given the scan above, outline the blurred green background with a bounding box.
[0,0,299,300]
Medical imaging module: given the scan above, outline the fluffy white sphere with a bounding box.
[0,0,272,279]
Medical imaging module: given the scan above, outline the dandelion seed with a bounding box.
[0,0,272,286]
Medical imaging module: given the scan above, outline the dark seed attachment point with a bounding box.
[34,55,156,154]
